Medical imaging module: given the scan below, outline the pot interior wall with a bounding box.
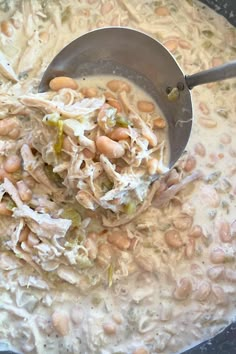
[199,0,236,26]
[183,1,236,354]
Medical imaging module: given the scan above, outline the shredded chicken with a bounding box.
[0,303,30,319]
[0,51,18,82]
[20,94,105,118]
[20,144,59,194]
[100,155,146,202]
[3,178,23,207]
[118,0,142,23]
[102,170,203,227]
[3,178,71,239]
[13,205,71,239]
[152,170,203,208]
[16,83,170,215]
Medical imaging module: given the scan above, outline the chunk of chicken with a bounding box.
[21,144,58,194]
[102,170,203,227]
[3,178,71,239]
[0,51,18,82]
[13,205,71,239]
[20,94,105,118]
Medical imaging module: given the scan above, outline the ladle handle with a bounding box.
[185,60,236,89]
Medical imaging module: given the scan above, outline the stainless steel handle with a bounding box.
[185,60,236,89]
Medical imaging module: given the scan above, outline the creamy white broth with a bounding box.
[0,1,235,354]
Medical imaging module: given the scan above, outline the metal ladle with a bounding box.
[39,27,236,169]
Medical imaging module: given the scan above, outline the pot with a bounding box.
[0,1,235,353]
[184,2,236,352]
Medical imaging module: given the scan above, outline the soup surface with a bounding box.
[0,1,235,354]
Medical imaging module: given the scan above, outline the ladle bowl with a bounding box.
[39,27,236,169]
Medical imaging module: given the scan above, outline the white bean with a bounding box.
[109,128,129,141]
[52,311,70,336]
[0,168,13,182]
[173,214,193,231]
[101,2,113,15]
[194,142,206,157]
[135,254,155,273]
[103,322,116,335]
[112,312,123,324]
[164,39,178,52]
[194,281,211,301]
[4,155,21,173]
[199,117,217,128]
[173,277,192,300]
[106,95,122,112]
[183,155,196,172]
[0,119,19,137]
[1,21,13,37]
[218,221,232,243]
[189,225,203,238]
[107,231,130,250]
[185,238,195,259]
[212,285,228,305]
[190,263,203,276]
[11,18,21,29]
[199,102,210,115]
[23,175,36,189]
[210,248,225,264]
[0,201,12,216]
[153,117,166,129]
[49,76,78,91]
[164,229,183,248]
[181,202,195,217]
[179,39,191,49]
[96,136,125,159]
[39,31,49,42]
[70,306,84,325]
[220,133,231,145]
[80,87,98,98]
[8,127,21,139]
[137,100,155,113]
[207,265,225,280]
[155,6,169,16]
[225,269,236,282]
[107,79,131,93]
[133,348,149,354]
[17,180,32,202]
